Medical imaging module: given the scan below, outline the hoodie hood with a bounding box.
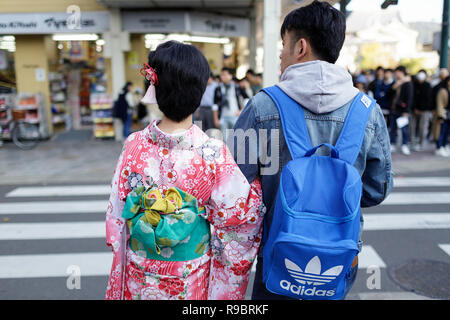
[277,60,359,114]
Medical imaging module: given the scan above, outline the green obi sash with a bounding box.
[121,185,210,261]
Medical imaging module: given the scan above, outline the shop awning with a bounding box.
[96,0,256,17]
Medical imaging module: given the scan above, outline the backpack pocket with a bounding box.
[264,232,358,300]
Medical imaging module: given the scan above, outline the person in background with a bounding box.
[390,66,414,155]
[246,69,263,95]
[379,69,395,128]
[354,73,367,93]
[239,76,253,105]
[411,70,432,151]
[113,82,135,142]
[435,75,450,157]
[213,67,245,137]
[124,82,138,138]
[194,72,218,132]
[431,68,449,148]
[369,68,395,127]
[368,66,384,98]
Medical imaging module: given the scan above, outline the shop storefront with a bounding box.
[0,9,110,139]
[0,2,252,142]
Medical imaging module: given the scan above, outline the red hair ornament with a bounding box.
[140,63,158,104]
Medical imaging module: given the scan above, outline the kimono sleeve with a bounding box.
[105,139,129,300]
[105,141,128,250]
[204,142,265,300]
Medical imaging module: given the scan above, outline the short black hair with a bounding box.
[148,41,210,122]
[221,67,234,75]
[280,0,346,64]
[395,65,407,75]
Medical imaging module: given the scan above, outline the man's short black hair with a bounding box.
[221,67,234,75]
[148,40,210,122]
[280,0,346,64]
[395,65,407,75]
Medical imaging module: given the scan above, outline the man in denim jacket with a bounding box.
[229,1,393,299]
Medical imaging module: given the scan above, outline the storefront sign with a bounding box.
[0,12,109,34]
[122,11,186,33]
[189,13,249,37]
[122,11,249,38]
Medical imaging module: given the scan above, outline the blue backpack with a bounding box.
[261,86,375,300]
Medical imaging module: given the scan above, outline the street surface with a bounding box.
[0,131,449,300]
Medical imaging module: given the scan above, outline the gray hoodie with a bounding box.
[277,60,360,114]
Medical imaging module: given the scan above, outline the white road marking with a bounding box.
[363,213,450,230]
[0,252,112,279]
[0,221,105,240]
[393,177,450,187]
[381,192,450,205]
[438,244,450,256]
[0,200,107,214]
[358,245,386,269]
[6,185,110,198]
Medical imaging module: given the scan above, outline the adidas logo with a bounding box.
[279,257,343,298]
[285,256,343,286]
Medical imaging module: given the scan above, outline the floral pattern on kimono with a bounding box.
[105,120,265,300]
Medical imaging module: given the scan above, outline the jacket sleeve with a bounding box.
[213,86,222,113]
[361,105,394,208]
[204,142,265,300]
[436,88,448,119]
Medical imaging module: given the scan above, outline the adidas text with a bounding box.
[280,280,336,297]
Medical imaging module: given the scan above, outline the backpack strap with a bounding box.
[334,92,375,165]
[261,86,312,159]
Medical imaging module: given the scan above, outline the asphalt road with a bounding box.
[0,172,449,300]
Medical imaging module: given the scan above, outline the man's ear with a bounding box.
[295,38,308,61]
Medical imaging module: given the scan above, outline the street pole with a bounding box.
[262,0,281,87]
[440,0,449,69]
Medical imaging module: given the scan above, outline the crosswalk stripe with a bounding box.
[358,245,386,268]
[0,200,107,215]
[438,244,450,256]
[0,193,448,215]
[381,192,450,205]
[5,185,110,198]
[0,252,112,279]
[363,213,450,230]
[4,176,450,199]
[0,246,383,280]
[393,177,450,187]
[0,221,105,240]
[0,213,449,241]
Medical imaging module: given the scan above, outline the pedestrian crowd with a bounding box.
[193,68,262,136]
[353,66,450,157]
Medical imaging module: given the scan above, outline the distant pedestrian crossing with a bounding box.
[0,176,449,299]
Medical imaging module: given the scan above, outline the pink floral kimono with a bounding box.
[105,120,265,300]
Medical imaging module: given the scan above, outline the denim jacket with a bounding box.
[230,89,394,255]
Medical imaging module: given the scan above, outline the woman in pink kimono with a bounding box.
[105,41,264,300]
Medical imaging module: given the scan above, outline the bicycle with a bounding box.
[8,109,40,150]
